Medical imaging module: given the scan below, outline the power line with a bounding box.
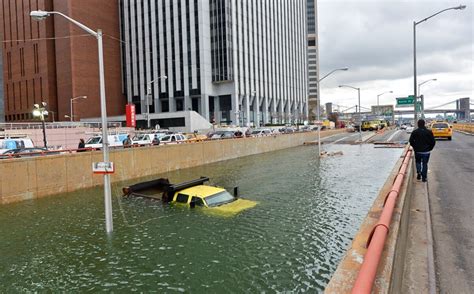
[1,34,92,43]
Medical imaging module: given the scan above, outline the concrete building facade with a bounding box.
[0,0,125,122]
[307,0,320,121]
[120,0,308,127]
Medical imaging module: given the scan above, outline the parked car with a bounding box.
[209,131,235,140]
[279,127,295,134]
[0,137,35,154]
[346,125,356,132]
[405,126,414,134]
[0,147,59,159]
[250,129,272,137]
[160,133,187,144]
[132,132,168,145]
[85,134,129,149]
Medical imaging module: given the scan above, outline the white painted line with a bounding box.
[386,130,401,142]
[331,133,359,144]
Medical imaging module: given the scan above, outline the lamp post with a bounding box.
[376,91,393,107]
[146,76,167,129]
[316,67,349,156]
[339,85,362,143]
[70,96,87,122]
[418,78,437,118]
[413,4,466,123]
[31,10,114,233]
[48,110,56,122]
[32,102,48,149]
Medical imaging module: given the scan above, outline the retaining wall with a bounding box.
[453,123,474,133]
[325,147,413,293]
[0,130,342,204]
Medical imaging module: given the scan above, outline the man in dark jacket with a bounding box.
[409,119,436,182]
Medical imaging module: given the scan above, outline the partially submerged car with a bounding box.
[123,177,257,216]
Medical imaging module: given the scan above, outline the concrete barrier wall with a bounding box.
[453,123,474,133]
[0,130,342,204]
[325,147,413,293]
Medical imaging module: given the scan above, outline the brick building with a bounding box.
[0,0,125,122]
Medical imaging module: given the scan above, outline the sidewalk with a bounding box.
[401,172,436,294]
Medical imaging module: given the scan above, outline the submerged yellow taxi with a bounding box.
[123,177,257,216]
[172,185,257,216]
[430,122,453,140]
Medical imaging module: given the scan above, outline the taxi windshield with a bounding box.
[205,191,235,207]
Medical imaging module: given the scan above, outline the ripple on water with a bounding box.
[0,144,402,292]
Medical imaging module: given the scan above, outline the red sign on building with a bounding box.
[126,104,136,128]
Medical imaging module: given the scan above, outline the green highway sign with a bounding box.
[396,95,415,107]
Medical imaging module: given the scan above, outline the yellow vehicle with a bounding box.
[377,120,388,129]
[184,133,208,142]
[361,121,379,131]
[123,177,257,216]
[430,122,453,140]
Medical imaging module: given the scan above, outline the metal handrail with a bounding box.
[352,148,413,293]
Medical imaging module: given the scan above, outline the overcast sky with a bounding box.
[317,0,473,113]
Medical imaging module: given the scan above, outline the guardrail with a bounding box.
[351,148,412,293]
[452,123,474,133]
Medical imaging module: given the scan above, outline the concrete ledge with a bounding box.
[0,130,344,205]
[325,147,413,293]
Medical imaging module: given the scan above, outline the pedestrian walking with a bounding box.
[409,119,436,182]
[152,134,160,145]
[77,138,86,152]
[123,135,132,148]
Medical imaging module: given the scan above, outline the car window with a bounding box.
[171,136,176,142]
[191,197,204,207]
[205,191,235,207]
[175,193,189,204]
[161,135,171,141]
[432,123,448,128]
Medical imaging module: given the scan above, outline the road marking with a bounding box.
[321,133,344,142]
[386,130,401,142]
[331,133,359,144]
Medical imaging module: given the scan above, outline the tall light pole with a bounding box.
[339,85,362,143]
[413,4,466,123]
[376,91,393,106]
[31,10,114,233]
[70,96,87,122]
[418,78,437,118]
[146,76,167,129]
[32,102,48,149]
[316,67,349,156]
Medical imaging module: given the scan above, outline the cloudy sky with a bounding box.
[317,0,473,113]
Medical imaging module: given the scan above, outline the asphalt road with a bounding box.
[427,131,474,293]
[320,128,410,144]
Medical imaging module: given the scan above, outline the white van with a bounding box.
[85,134,129,149]
[0,138,35,154]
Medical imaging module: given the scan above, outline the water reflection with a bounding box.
[0,144,402,292]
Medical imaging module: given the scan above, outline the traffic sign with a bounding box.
[396,95,415,107]
[93,162,115,174]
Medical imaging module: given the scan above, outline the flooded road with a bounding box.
[0,144,402,292]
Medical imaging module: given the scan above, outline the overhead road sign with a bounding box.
[396,95,415,107]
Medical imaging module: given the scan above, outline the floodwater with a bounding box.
[0,144,402,292]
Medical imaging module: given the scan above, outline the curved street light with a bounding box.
[339,85,362,143]
[418,78,437,118]
[31,10,113,233]
[70,95,87,122]
[316,67,349,156]
[413,4,466,123]
[376,90,393,106]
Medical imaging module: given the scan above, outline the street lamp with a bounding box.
[31,10,113,233]
[70,96,87,122]
[339,85,362,143]
[316,67,349,156]
[413,4,466,123]
[376,91,393,106]
[146,76,167,129]
[418,78,437,118]
[48,110,56,122]
[32,102,48,149]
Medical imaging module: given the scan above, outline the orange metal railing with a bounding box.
[351,148,412,293]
